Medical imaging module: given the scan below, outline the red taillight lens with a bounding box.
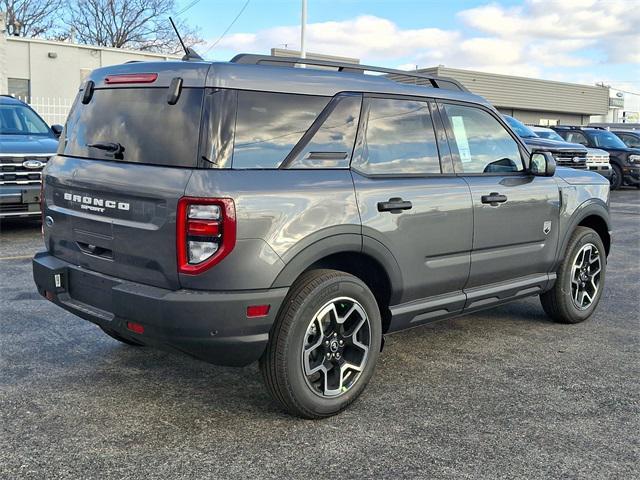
[104,73,158,84]
[247,305,270,318]
[126,321,145,334]
[177,197,236,275]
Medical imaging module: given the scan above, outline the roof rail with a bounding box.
[230,53,468,92]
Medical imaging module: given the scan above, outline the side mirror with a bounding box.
[51,124,64,137]
[530,151,556,177]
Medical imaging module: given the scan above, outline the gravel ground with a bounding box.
[0,188,638,479]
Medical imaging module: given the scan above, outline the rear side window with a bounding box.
[353,97,441,175]
[62,88,204,167]
[232,91,329,168]
[285,94,361,169]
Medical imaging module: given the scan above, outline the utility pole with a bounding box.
[300,0,307,59]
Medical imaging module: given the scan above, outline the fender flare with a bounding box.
[553,199,610,270]
[270,233,403,304]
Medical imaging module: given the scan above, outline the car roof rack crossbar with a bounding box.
[230,53,468,92]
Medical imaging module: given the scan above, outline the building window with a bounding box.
[8,78,30,101]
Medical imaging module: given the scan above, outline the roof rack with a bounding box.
[230,53,468,92]
[553,125,606,130]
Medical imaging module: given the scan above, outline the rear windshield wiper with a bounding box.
[87,142,125,159]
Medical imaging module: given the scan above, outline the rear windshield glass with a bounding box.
[61,88,204,167]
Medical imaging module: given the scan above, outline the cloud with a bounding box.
[459,0,640,64]
[207,0,638,84]
[215,15,458,60]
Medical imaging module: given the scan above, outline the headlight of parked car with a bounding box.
[629,155,640,163]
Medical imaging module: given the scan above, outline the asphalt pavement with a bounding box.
[0,188,638,479]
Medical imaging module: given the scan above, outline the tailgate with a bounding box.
[43,157,192,289]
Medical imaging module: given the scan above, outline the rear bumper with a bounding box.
[32,251,287,366]
[0,184,41,218]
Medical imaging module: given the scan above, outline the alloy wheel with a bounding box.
[301,297,371,398]
[570,243,602,310]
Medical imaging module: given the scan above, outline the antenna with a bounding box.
[169,16,203,61]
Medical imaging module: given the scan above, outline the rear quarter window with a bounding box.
[232,91,330,169]
[61,87,204,167]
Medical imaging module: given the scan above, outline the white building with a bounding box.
[0,12,179,124]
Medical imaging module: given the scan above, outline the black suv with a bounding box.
[32,55,611,418]
[0,96,61,219]
[503,115,589,169]
[552,126,640,189]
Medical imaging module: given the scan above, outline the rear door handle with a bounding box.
[377,197,413,214]
[481,192,508,206]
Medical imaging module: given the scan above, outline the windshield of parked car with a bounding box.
[0,103,51,135]
[535,129,565,142]
[589,130,627,149]
[503,115,537,138]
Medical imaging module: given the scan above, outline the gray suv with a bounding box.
[33,55,611,418]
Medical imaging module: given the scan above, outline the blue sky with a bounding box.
[177,0,639,93]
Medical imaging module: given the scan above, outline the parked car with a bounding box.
[531,126,611,180]
[502,115,589,170]
[552,126,640,190]
[33,55,611,418]
[612,129,640,149]
[0,95,61,219]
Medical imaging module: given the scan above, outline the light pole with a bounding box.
[300,0,307,59]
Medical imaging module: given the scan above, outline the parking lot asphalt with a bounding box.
[1,188,638,479]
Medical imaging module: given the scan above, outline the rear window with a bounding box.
[62,88,204,167]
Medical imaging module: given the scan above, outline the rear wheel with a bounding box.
[99,326,144,346]
[540,227,606,324]
[260,269,382,419]
[610,164,623,190]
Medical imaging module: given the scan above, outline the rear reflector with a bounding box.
[247,305,270,318]
[126,321,145,334]
[187,220,220,236]
[105,73,158,84]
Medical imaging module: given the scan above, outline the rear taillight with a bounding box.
[177,197,236,274]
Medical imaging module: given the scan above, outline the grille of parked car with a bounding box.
[0,155,51,186]
[586,152,609,164]
[553,151,587,169]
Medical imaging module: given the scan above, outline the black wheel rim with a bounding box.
[301,297,371,398]
[570,243,602,310]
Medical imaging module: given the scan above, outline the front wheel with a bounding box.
[260,269,382,419]
[610,164,623,190]
[540,226,606,324]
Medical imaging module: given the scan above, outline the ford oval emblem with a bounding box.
[23,159,44,169]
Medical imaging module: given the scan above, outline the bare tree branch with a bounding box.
[64,0,203,54]
[2,0,60,37]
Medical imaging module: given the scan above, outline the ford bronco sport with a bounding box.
[33,55,611,419]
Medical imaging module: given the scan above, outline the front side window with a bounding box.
[232,91,329,168]
[353,97,441,175]
[443,104,523,174]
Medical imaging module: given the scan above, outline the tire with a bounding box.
[99,326,144,346]
[540,226,606,324]
[260,269,382,419]
[610,164,623,190]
